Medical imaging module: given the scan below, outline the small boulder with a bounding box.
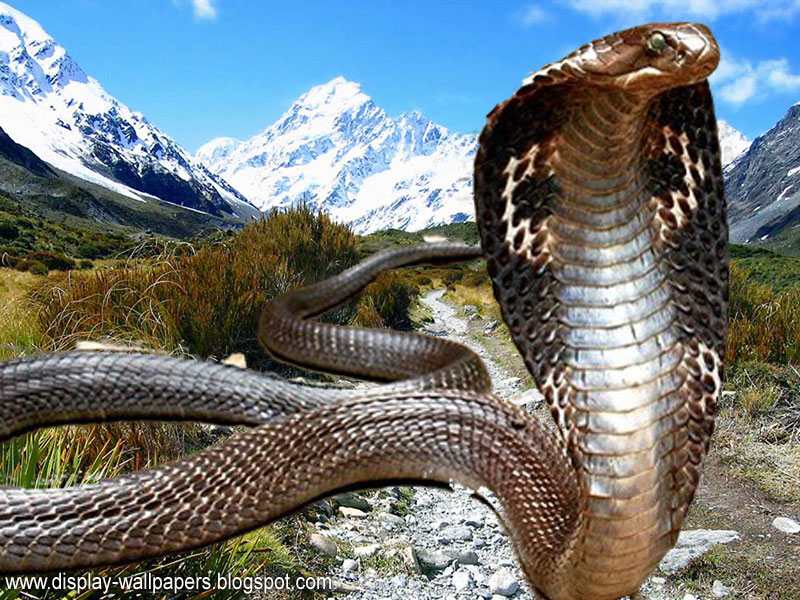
[309,533,337,557]
[339,507,369,519]
[772,516,800,534]
[488,568,519,596]
[416,548,453,573]
[712,579,731,597]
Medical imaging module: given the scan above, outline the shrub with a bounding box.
[18,259,48,276]
[33,205,362,369]
[25,251,76,271]
[0,220,19,240]
[353,272,416,331]
[78,259,94,269]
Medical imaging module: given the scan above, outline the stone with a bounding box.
[453,568,473,591]
[339,507,369,519]
[483,320,499,333]
[650,576,666,585]
[473,537,487,549]
[454,549,479,565]
[683,595,700,600]
[465,565,487,585]
[464,514,485,528]
[772,516,800,534]
[377,511,406,525]
[309,533,337,557]
[488,568,519,596]
[712,579,732,597]
[335,492,372,512]
[342,558,359,573]
[464,305,478,313]
[353,543,381,558]
[391,574,408,587]
[402,546,422,574]
[509,388,544,408]
[438,525,473,542]
[416,548,454,573]
[658,529,740,573]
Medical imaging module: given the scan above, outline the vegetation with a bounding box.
[0,206,424,599]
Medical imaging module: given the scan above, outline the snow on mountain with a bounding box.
[198,77,753,234]
[196,77,477,234]
[0,2,258,219]
[726,103,800,243]
[717,120,750,167]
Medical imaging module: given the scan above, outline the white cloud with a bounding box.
[519,4,548,26]
[562,0,800,21]
[711,53,800,105]
[193,0,218,20]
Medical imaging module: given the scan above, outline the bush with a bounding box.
[353,272,416,331]
[0,220,19,240]
[78,259,94,270]
[33,205,361,368]
[25,251,76,271]
[728,263,800,365]
[17,259,48,276]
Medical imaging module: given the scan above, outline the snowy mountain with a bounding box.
[0,2,258,220]
[196,77,477,234]
[198,77,754,234]
[717,120,750,168]
[726,103,800,244]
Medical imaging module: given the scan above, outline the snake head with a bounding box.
[536,22,720,93]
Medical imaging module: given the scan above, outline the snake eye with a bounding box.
[647,32,668,53]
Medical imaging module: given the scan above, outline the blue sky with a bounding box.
[11,0,800,152]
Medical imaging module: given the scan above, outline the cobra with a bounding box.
[0,22,725,600]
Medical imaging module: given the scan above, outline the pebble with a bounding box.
[342,558,360,573]
[309,533,337,557]
[712,579,732,597]
[353,543,381,558]
[339,507,369,519]
[453,568,473,591]
[416,548,453,572]
[335,492,372,512]
[772,516,800,534]
[439,525,473,543]
[488,568,519,596]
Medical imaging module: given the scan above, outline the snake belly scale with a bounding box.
[0,22,726,600]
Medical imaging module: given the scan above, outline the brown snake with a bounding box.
[0,22,726,600]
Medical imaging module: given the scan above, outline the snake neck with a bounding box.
[513,89,707,600]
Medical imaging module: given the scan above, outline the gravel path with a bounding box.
[317,290,540,600]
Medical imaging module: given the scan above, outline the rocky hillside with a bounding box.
[726,103,800,245]
[0,2,258,220]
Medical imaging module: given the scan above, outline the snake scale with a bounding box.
[0,22,726,600]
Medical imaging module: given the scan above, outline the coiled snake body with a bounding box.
[0,23,725,600]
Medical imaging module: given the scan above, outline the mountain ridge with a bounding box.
[0,1,258,221]
[197,77,752,234]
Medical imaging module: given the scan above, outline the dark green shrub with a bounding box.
[0,221,19,240]
[78,259,94,270]
[19,259,48,276]
[25,251,76,271]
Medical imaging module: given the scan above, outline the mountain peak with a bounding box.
[717,120,750,167]
[295,77,371,112]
